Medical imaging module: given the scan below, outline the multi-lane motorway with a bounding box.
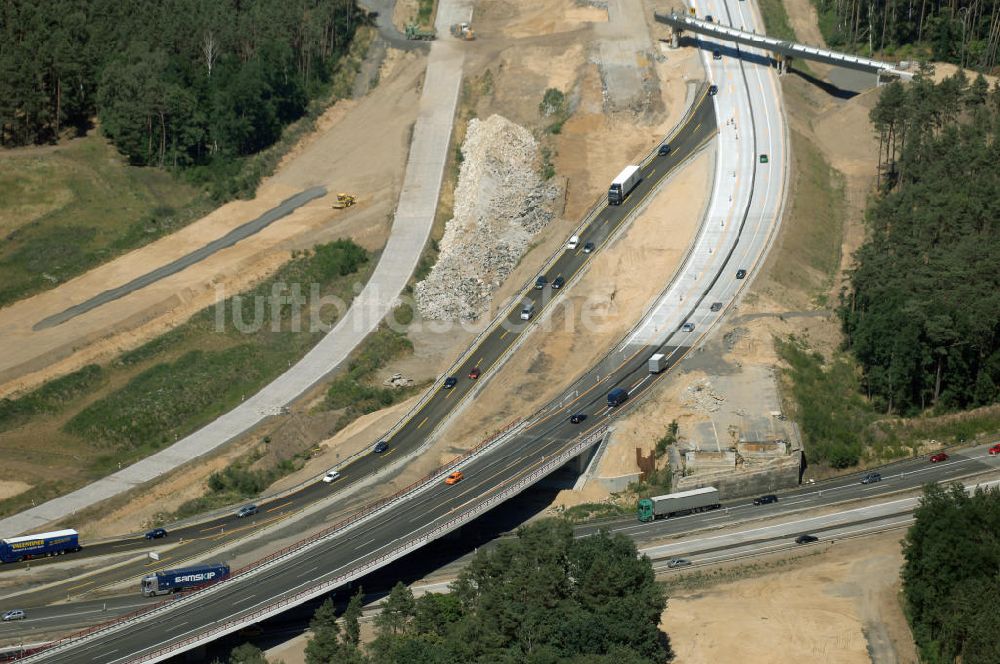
[0,92,716,597]
[0,0,845,659]
[5,442,999,653]
[4,0,785,658]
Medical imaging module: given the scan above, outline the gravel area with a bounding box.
[415,114,559,321]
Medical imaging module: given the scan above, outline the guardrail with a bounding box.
[92,80,716,546]
[21,76,721,662]
[23,417,524,660]
[369,81,713,452]
[126,426,610,664]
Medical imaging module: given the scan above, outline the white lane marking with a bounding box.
[638,494,918,555]
[165,621,188,633]
[233,594,257,605]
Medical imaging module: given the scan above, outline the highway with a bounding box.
[3,0,779,656]
[4,443,998,649]
[2,0,808,658]
[0,94,717,599]
[7,94,730,663]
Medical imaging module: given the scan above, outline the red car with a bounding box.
[988,444,1000,456]
[468,367,481,380]
[929,452,949,463]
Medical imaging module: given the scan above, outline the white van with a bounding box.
[566,235,579,250]
[520,301,535,320]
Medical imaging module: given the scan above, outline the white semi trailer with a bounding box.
[608,165,641,205]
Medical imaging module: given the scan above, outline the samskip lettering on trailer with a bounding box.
[141,563,230,596]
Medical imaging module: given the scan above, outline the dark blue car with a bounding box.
[145,528,168,540]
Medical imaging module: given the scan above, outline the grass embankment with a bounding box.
[172,449,298,519]
[767,129,844,306]
[0,239,406,517]
[777,336,1000,469]
[757,0,814,75]
[324,323,417,430]
[162,291,420,522]
[416,0,435,26]
[757,0,796,41]
[0,136,211,307]
[560,502,631,523]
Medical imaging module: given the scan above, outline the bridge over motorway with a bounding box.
[655,11,913,82]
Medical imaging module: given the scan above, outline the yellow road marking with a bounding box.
[499,330,509,340]
[417,417,429,429]
[65,580,95,591]
[267,500,293,513]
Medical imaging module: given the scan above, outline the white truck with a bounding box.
[637,486,720,522]
[648,353,667,373]
[608,165,641,205]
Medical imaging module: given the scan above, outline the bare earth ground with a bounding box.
[262,525,919,664]
[434,149,712,454]
[665,531,918,664]
[0,481,32,502]
[77,0,713,533]
[0,50,426,399]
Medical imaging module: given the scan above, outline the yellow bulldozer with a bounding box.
[450,22,475,40]
[332,193,356,209]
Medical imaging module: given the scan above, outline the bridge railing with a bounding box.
[655,11,907,75]
[125,426,610,664]
[22,416,525,660]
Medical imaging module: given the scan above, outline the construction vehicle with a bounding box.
[332,193,356,209]
[405,23,437,41]
[450,22,476,40]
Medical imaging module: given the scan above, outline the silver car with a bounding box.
[666,558,692,569]
[2,609,25,621]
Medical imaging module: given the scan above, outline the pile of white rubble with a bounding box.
[415,114,559,322]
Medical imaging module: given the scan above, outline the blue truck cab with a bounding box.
[141,562,230,596]
[0,529,81,563]
[607,387,629,408]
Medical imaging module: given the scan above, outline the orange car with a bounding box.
[445,471,464,485]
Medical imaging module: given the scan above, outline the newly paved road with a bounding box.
[6,92,721,662]
[5,443,998,651]
[32,187,327,331]
[0,91,717,602]
[0,0,470,539]
[624,0,787,356]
